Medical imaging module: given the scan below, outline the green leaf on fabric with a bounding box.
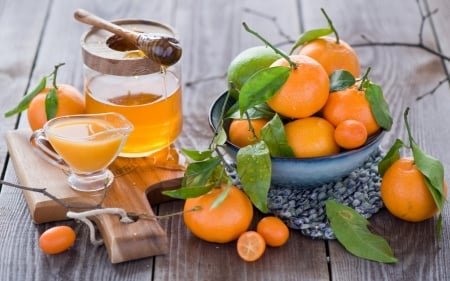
[236,141,271,213]
[326,200,398,263]
[181,148,213,161]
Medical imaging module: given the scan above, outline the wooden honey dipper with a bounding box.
[74,9,182,66]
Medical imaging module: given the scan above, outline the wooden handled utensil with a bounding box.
[74,9,182,66]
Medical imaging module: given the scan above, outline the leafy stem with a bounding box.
[242,22,297,69]
[358,67,371,91]
[321,8,339,44]
[49,63,65,90]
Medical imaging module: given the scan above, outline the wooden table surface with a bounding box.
[1,0,450,280]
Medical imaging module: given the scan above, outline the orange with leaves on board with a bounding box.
[266,55,329,119]
[334,119,368,150]
[322,86,380,136]
[298,36,360,78]
[228,118,270,148]
[27,84,85,131]
[381,157,448,222]
[183,185,253,243]
[256,216,289,247]
[284,116,340,158]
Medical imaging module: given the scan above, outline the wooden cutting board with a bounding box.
[5,129,185,263]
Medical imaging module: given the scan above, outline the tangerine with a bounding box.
[228,118,269,147]
[322,86,380,136]
[284,117,340,158]
[266,55,329,119]
[297,36,360,78]
[256,216,289,247]
[236,231,266,262]
[334,119,368,150]
[183,185,253,243]
[380,157,448,222]
[27,84,85,131]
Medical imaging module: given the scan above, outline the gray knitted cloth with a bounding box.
[267,150,384,240]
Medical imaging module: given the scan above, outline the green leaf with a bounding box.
[236,141,271,213]
[326,200,398,263]
[210,185,231,209]
[226,103,275,120]
[45,87,58,120]
[162,184,213,199]
[4,76,47,117]
[212,126,227,147]
[412,143,446,212]
[260,114,295,157]
[329,70,355,92]
[239,66,290,116]
[181,148,213,161]
[365,84,393,131]
[378,139,405,177]
[289,28,333,54]
[182,157,221,187]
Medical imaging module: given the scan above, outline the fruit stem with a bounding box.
[403,107,416,149]
[358,67,371,91]
[321,8,339,44]
[48,63,65,90]
[242,22,297,69]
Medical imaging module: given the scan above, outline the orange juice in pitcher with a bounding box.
[81,19,183,157]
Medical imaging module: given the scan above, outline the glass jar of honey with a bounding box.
[80,20,182,158]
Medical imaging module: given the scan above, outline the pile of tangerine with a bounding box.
[228,36,381,157]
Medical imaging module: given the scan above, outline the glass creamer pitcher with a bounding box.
[30,113,133,192]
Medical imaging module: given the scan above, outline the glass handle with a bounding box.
[30,129,70,171]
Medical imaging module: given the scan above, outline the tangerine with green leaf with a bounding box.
[266,55,329,119]
[27,84,85,131]
[322,85,380,136]
[381,157,448,222]
[183,184,253,243]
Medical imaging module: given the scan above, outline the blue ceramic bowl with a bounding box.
[209,92,385,189]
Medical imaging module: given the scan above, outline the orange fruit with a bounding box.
[27,84,85,131]
[266,55,329,119]
[334,119,368,150]
[381,157,448,222]
[236,231,266,262]
[322,86,380,136]
[256,216,289,247]
[298,36,360,78]
[228,118,269,147]
[183,185,253,243]
[39,225,76,254]
[284,117,340,158]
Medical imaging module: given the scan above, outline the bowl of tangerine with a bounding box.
[209,42,391,188]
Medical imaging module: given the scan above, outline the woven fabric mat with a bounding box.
[267,150,384,240]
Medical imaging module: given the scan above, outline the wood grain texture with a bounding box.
[1,0,450,280]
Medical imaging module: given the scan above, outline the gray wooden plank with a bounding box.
[0,0,50,172]
[299,0,450,280]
